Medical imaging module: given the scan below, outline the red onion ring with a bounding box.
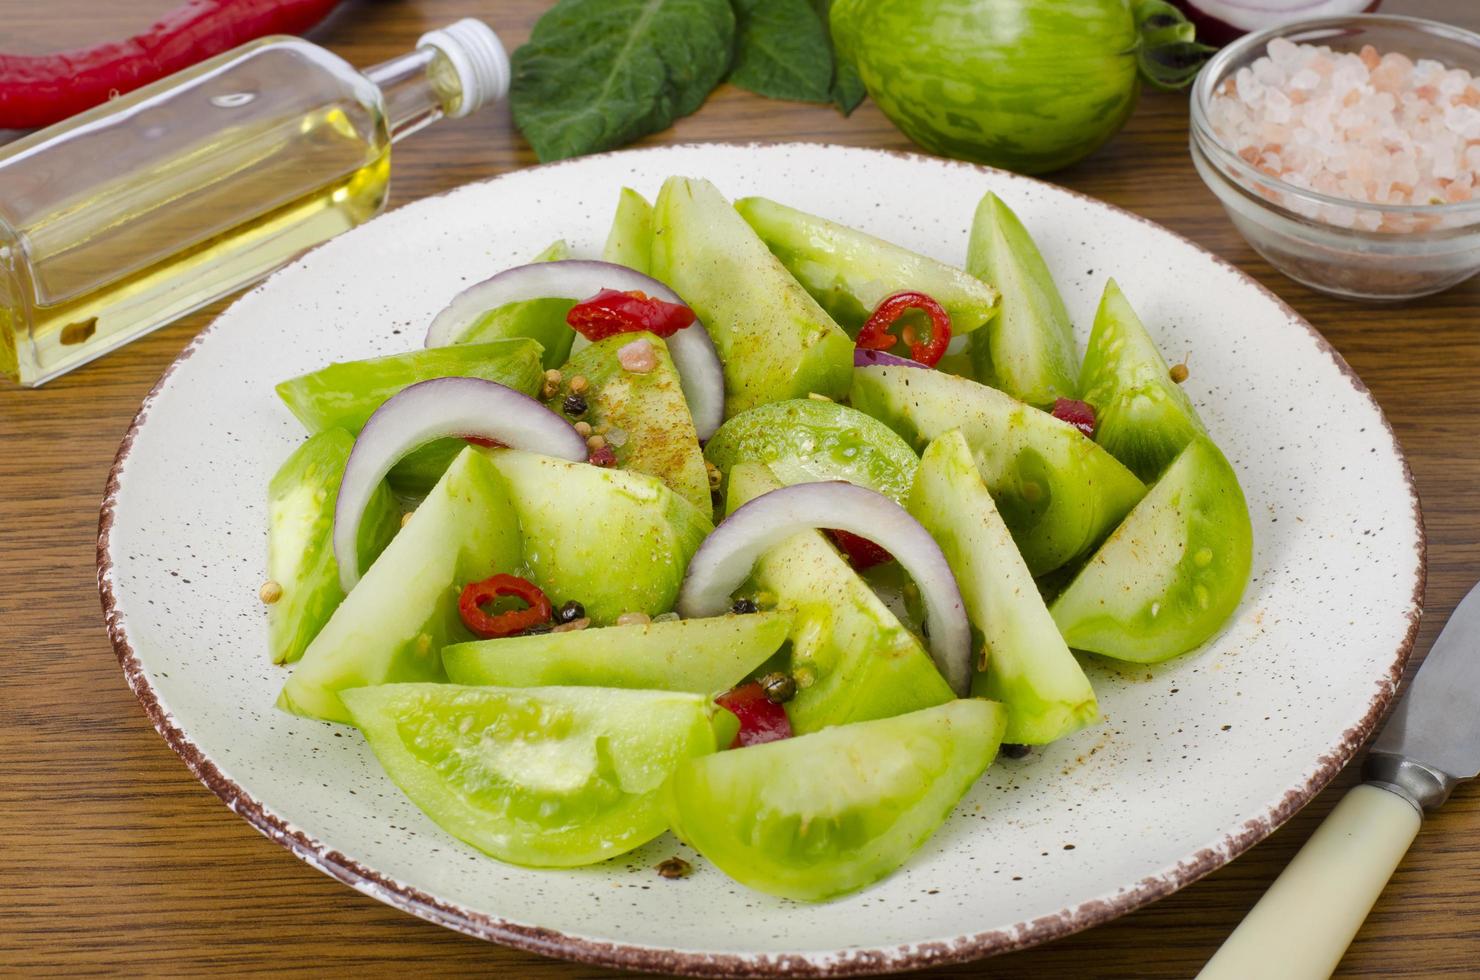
[333,377,587,591]
[676,481,972,696]
[854,348,925,369]
[424,259,724,440]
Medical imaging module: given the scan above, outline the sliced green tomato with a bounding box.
[1079,278,1205,482]
[272,338,546,497]
[485,449,712,624]
[443,611,791,692]
[851,365,1145,576]
[276,448,520,724]
[726,463,952,733]
[276,338,546,433]
[649,176,854,416]
[964,192,1079,408]
[549,331,709,512]
[602,187,653,274]
[664,698,1006,902]
[908,431,1097,744]
[344,684,717,868]
[733,196,999,336]
[453,240,577,369]
[703,398,919,504]
[1050,438,1252,663]
[267,429,400,665]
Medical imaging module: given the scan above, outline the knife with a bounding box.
[1200,581,1479,980]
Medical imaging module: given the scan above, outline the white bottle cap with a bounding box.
[417,19,510,118]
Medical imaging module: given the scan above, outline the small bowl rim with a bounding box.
[1190,12,1480,221]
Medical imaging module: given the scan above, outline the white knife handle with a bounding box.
[1199,783,1421,980]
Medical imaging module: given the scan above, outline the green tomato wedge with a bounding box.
[649,176,854,415]
[851,365,1145,575]
[278,448,520,724]
[664,698,1007,902]
[908,431,1097,744]
[443,611,791,692]
[602,187,653,274]
[548,331,709,512]
[1079,278,1205,482]
[343,684,718,868]
[964,192,1079,408]
[704,398,919,503]
[267,428,399,665]
[485,449,712,624]
[451,239,577,369]
[733,196,999,336]
[1050,438,1253,663]
[829,0,1140,175]
[726,462,953,733]
[273,338,546,497]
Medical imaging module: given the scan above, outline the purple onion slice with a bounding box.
[424,259,724,440]
[854,347,925,369]
[333,377,587,592]
[676,481,972,696]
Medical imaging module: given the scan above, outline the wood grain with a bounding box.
[3,0,1479,975]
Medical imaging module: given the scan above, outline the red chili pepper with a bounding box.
[457,573,553,639]
[827,529,892,570]
[566,289,696,342]
[715,682,793,748]
[0,0,343,130]
[856,291,952,367]
[1051,398,1097,438]
[588,444,617,468]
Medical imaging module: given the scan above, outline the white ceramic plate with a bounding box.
[99,143,1423,976]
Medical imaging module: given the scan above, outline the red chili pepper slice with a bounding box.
[827,529,892,570]
[1051,398,1097,438]
[715,682,793,748]
[0,0,343,129]
[566,289,697,342]
[856,291,953,367]
[457,573,553,639]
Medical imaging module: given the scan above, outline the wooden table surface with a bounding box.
[4,1,1479,976]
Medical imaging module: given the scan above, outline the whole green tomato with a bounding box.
[831,0,1205,174]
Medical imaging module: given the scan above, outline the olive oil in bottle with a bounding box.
[0,20,509,387]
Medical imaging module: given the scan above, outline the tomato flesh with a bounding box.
[664,699,1007,901]
[566,288,696,341]
[343,684,717,867]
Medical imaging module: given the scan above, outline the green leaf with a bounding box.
[729,0,834,104]
[813,0,865,114]
[511,0,736,162]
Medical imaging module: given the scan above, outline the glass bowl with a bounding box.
[1190,14,1480,301]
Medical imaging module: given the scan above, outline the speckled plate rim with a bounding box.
[97,142,1426,978]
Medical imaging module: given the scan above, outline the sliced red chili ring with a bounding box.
[566,288,697,342]
[856,291,952,367]
[457,573,553,639]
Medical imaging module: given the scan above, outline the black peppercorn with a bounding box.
[759,671,796,704]
[555,600,586,624]
[730,597,759,614]
[562,393,588,417]
[1000,742,1031,759]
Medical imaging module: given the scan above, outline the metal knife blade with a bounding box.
[1368,580,1480,806]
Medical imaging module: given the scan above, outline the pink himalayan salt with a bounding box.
[1208,38,1480,229]
[617,338,657,373]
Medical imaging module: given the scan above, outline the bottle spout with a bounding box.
[417,20,510,119]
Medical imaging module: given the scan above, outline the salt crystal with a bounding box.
[1208,39,1480,223]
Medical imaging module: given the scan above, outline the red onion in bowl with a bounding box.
[676,481,972,696]
[1173,0,1379,45]
[333,377,587,592]
[424,259,724,440]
